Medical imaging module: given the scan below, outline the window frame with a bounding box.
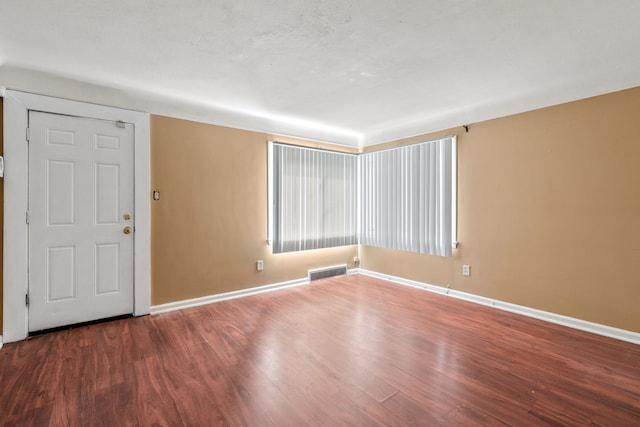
[359,135,458,256]
[268,141,358,254]
[267,136,457,255]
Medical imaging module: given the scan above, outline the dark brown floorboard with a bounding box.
[1,275,639,426]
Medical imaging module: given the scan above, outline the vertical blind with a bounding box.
[269,142,358,253]
[360,136,456,257]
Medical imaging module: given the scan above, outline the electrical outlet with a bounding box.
[256,260,264,271]
[462,264,470,277]
[353,256,360,263]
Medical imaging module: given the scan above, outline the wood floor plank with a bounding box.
[1,274,639,426]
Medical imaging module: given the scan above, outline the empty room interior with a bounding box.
[1,1,640,426]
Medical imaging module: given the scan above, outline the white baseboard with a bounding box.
[151,269,361,316]
[359,269,640,346]
[148,268,640,346]
[150,277,310,315]
[0,335,3,351]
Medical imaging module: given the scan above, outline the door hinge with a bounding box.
[26,293,30,306]
[26,127,30,142]
[26,211,30,224]
[116,120,126,128]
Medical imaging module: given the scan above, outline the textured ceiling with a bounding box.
[1,1,640,146]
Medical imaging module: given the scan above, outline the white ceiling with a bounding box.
[1,1,640,146]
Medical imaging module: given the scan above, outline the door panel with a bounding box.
[95,243,120,294]
[95,163,120,224]
[47,246,76,301]
[28,111,134,332]
[47,160,75,225]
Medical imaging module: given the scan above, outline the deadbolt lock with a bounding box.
[123,226,132,235]
[123,214,131,220]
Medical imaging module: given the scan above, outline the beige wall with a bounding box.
[150,115,358,305]
[361,86,640,333]
[0,98,3,333]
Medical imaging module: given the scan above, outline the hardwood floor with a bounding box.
[1,274,639,426]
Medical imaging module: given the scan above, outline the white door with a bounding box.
[28,111,135,332]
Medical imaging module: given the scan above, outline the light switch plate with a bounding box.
[462,264,471,276]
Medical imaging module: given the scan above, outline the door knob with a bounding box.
[123,226,132,235]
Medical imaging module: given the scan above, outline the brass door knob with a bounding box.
[123,226,132,235]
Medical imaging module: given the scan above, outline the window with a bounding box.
[268,142,358,253]
[360,136,456,256]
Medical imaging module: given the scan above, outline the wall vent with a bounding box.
[308,265,347,281]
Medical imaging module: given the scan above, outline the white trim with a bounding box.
[0,336,3,351]
[450,135,457,248]
[359,269,450,295]
[2,90,151,343]
[347,268,360,276]
[151,277,310,315]
[358,269,640,346]
[133,107,151,317]
[266,141,273,245]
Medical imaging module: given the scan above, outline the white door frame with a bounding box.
[3,90,151,343]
